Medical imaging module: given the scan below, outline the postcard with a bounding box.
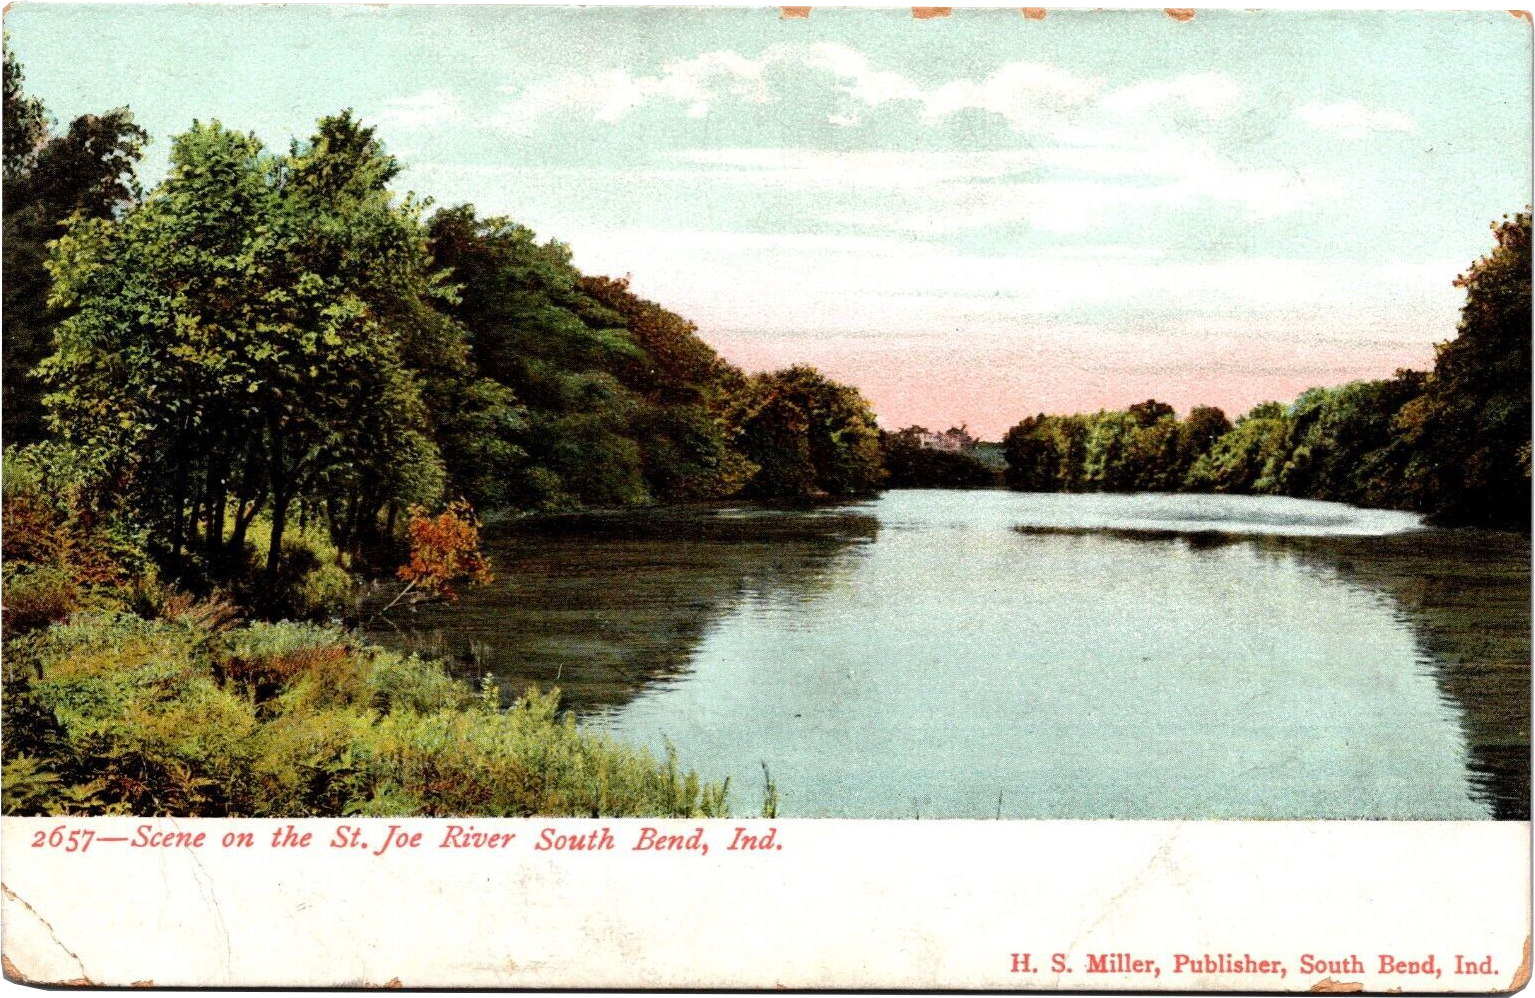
[0,2,1529,990]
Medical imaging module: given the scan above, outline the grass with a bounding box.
[1,609,732,818]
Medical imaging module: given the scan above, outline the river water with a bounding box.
[366,490,1530,819]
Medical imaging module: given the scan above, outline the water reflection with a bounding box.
[365,505,879,712]
[1011,521,1531,819]
[365,491,1528,820]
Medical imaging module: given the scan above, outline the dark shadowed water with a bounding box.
[365,490,1530,819]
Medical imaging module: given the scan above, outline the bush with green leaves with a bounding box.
[1,610,731,818]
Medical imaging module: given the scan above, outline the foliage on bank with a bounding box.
[1002,212,1532,529]
[879,429,1000,489]
[1,611,730,818]
[0,454,730,817]
[3,47,884,610]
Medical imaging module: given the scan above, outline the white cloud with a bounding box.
[665,147,1039,188]
[484,47,1315,234]
[921,61,1100,130]
[492,47,802,133]
[654,143,1337,233]
[378,89,465,130]
[489,43,1242,138]
[551,224,1461,337]
[1296,100,1416,139]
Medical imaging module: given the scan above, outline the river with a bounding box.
[365,490,1530,820]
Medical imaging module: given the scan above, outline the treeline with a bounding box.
[879,428,999,489]
[2,49,882,609]
[1003,212,1532,531]
[1,46,796,817]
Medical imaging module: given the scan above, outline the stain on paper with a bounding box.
[1503,936,1531,993]
[1308,978,1364,993]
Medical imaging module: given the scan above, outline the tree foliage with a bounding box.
[735,365,883,500]
[880,428,998,489]
[999,213,1530,529]
[42,114,454,595]
[397,499,493,601]
[1397,211,1533,526]
[3,44,147,444]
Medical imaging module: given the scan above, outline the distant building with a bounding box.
[899,424,978,452]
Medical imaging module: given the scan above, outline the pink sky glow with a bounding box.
[705,329,1442,440]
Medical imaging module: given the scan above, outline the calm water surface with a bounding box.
[368,490,1530,819]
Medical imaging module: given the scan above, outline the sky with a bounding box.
[5,4,1531,436]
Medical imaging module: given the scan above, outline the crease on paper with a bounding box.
[1,881,94,986]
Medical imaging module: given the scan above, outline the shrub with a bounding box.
[0,444,144,638]
[397,499,492,600]
[362,648,472,714]
[2,566,85,637]
[1,610,731,818]
[295,563,357,620]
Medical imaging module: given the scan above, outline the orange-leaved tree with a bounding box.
[372,500,492,624]
[398,499,493,600]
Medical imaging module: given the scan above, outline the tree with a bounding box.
[1398,210,1532,527]
[1002,415,1062,491]
[736,365,883,500]
[42,113,454,590]
[1127,398,1175,428]
[1183,402,1292,494]
[379,498,493,616]
[881,429,996,488]
[3,44,147,445]
[580,274,755,501]
[425,206,652,509]
[1273,374,1424,506]
[1176,406,1231,472]
[3,39,49,180]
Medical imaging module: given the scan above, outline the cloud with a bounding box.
[920,60,1100,129]
[664,147,1039,187]
[488,42,1242,137]
[551,224,1461,340]
[1296,100,1416,139]
[654,142,1337,233]
[491,48,799,133]
[378,88,465,130]
[482,46,1317,234]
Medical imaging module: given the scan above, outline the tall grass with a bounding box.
[2,612,732,818]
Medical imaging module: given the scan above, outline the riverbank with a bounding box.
[0,607,736,817]
[364,490,1527,819]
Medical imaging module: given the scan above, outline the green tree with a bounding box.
[2,38,49,179]
[1276,373,1424,506]
[425,206,651,509]
[1183,402,1292,494]
[1398,210,1532,527]
[42,113,453,589]
[1002,415,1063,491]
[580,275,756,502]
[736,365,883,500]
[3,43,147,444]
